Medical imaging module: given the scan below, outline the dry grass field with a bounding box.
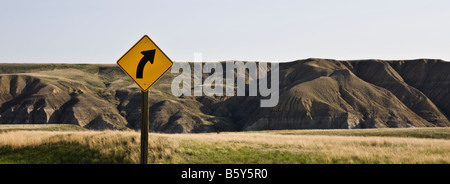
[0,125,449,164]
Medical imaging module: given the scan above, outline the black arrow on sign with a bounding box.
[136,49,156,79]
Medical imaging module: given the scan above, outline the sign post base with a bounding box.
[141,90,149,164]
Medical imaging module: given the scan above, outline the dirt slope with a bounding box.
[0,59,448,132]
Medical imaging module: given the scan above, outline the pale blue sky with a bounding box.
[1,0,449,63]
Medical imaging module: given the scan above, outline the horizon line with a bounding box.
[0,57,448,64]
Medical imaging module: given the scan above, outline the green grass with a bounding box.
[263,127,450,140]
[0,124,86,133]
[163,140,323,164]
[0,142,130,164]
[152,136,450,164]
[0,125,450,164]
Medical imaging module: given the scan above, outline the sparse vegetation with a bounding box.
[0,125,449,164]
[263,127,450,140]
[0,63,233,132]
[0,124,86,133]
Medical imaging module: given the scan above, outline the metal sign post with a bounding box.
[116,35,173,164]
[141,90,149,164]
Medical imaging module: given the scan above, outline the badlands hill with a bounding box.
[0,59,448,132]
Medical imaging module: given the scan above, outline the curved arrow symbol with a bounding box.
[136,49,156,79]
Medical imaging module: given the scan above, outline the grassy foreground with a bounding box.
[0,125,449,164]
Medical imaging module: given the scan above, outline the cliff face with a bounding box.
[0,74,129,130]
[0,59,448,132]
[236,59,449,130]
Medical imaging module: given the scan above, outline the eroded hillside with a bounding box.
[0,59,448,132]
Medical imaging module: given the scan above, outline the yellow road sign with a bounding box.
[117,35,173,92]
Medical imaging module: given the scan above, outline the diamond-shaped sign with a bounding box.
[117,35,173,92]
